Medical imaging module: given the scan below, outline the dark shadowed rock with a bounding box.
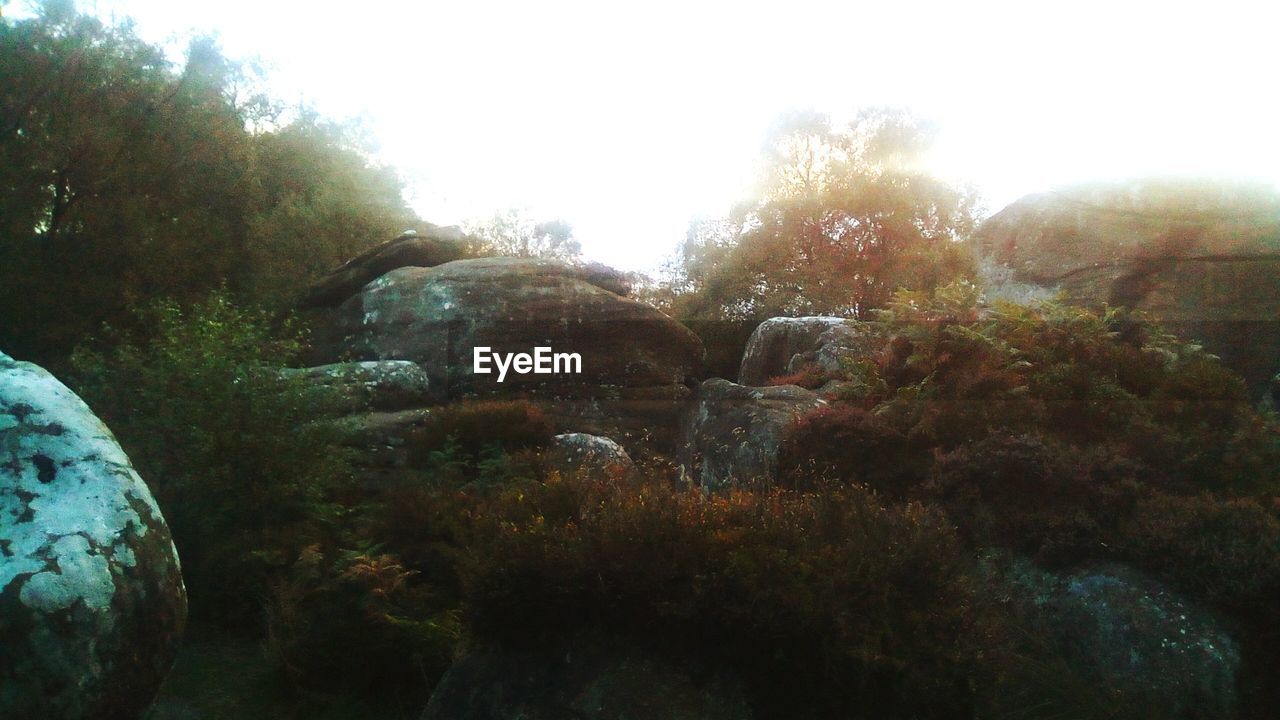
[981,555,1239,720]
[974,181,1280,393]
[312,257,703,400]
[737,316,877,386]
[679,379,825,491]
[421,638,752,720]
[299,226,474,309]
[0,351,187,720]
[546,432,635,479]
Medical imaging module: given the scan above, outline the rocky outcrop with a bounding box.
[679,379,825,491]
[300,226,474,309]
[281,360,432,413]
[981,556,1240,719]
[422,638,752,720]
[737,316,877,386]
[974,181,1280,393]
[280,361,435,485]
[310,256,703,404]
[0,351,187,720]
[546,432,635,479]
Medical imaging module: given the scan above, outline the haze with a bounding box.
[23,0,1280,271]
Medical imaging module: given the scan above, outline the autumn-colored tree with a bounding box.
[661,108,979,322]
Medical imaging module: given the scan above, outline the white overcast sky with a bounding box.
[14,0,1280,270]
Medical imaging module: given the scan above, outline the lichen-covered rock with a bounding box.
[981,556,1240,720]
[547,433,635,479]
[737,317,876,386]
[0,351,186,720]
[299,226,474,309]
[312,257,703,399]
[421,638,753,720]
[281,360,433,411]
[973,181,1280,395]
[679,379,825,491]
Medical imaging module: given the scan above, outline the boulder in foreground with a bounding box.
[0,351,187,720]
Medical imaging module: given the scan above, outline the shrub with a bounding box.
[265,546,459,704]
[71,290,354,624]
[777,404,929,496]
[764,362,828,389]
[407,399,554,475]
[460,473,977,718]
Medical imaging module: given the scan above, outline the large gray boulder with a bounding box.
[280,360,432,412]
[311,257,704,400]
[737,317,876,387]
[0,351,187,720]
[974,180,1280,394]
[981,556,1240,720]
[422,638,752,720]
[679,379,825,491]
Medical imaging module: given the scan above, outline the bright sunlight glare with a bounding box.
[27,0,1280,271]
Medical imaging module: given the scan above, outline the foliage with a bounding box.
[407,399,555,479]
[70,290,354,624]
[265,545,459,704]
[656,108,978,323]
[459,473,977,719]
[0,2,419,363]
[464,208,581,261]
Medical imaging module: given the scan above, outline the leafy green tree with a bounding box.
[466,208,581,261]
[71,290,354,624]
[0,1,420,362]
[661,108,979,321]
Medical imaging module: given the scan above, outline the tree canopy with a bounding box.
[659,108,980,321]
[0,1,419,362]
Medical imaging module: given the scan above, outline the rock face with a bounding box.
[299,226,474,309]
[974,181,1280,393]
[546,433,635,479]
[422,639,753,720]
[311,256,704,404]
[281,360,431,414]
[280,361,435,485]
[0,351,187,720]
[680,379,825,491]
[982,556,1240,719]
[737,317,877,386]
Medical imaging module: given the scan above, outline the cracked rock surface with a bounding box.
[0,350,187,720]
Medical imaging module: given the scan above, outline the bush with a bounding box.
[778,404,929,496]
[408,399,554,475]
[71,290,354,624]
[265,546,459,704]
[459,473,977,718]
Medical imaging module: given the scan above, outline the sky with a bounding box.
[15,0,1280,271]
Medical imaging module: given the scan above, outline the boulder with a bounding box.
[422,638,752,720]
[312,257,704,400]
[980,556,1240,719]
[280,360,432,412]
[546,432,635,479]
[974,180,1280,394]
[299,226,474,309]
[679,379,826,491]
[737,317,877,387]
[0,351,187,720]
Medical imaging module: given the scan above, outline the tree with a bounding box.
[661,108,979,322]
[465,208,581,261]
[0,1,420,362]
